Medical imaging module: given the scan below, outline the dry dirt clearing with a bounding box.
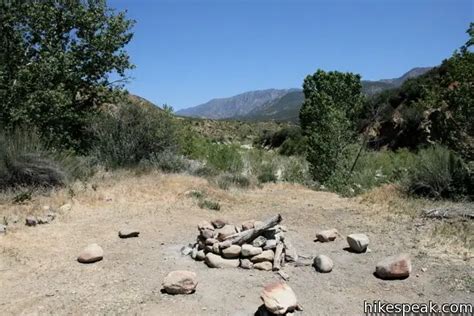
[0,172,472,315]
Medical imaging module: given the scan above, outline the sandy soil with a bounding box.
[0,173,472,315]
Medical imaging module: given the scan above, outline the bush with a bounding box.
[206,144,243,173]
[91,103,178,168]
[216,173,251,190]
[404,146,472,200]
[198,199,221,211]
[257,164,277,183]
[140,150,187,173]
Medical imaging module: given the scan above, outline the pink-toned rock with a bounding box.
[77,243,103,263]
[216,224,237,241]
[375,254,412,279]
[198,221,214,232]
[200,228,215,239]
[205,253,240,268]
[211,218,228,229]
[162,270,197,294]
[254,261,273,271]
[251,250,274,263]
[241,220,255,231]
[260,282,298,315]
[315,228,338,242]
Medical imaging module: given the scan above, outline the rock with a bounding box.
[162,270,197,294]
[200,229,215,239]
[37,216,51,225]
[375,254,412,279]
[263,239,277,250]
[25,216,37,226]
[254,261,273,271]
[241,220,255,231]
[347,233,369,253]
[118,228,140,238]
[212,243,220,254]
[77,243,103,263]
[421,267,427,272]
[241,244,263,257]
[315,228,338,242]
[204,253,240,268]
[191,246,198,259]
[211,218,227,229]
[196,250,206,261]
[240,259,254,269]
[221,245,241,259]
[204,245,213,253]
[0,224,6,235]
[198,221,214,232]
[59,203,72,212]
[260,282,298,315]
[251,250,274,263]
[283,241,298,262]
[219,240,232,249]
[205,238,218,245]
[216,224,237,241]
[181,244,194,256]
[252,236,267,247]
[313,255,334,273]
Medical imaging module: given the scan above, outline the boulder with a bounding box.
[25,216,37,226]
[211,218,227,229]
[347,234,369,253]
[200,228,215,239]
[263,239,277,250]
[375,254,412,279]
[252,236,267,247]
[260,282,298,315]
[162,270,197,294]
[219,240,232,249]
[315,228,338,242]
[313,255,333,273]
[216,225,237,241]
[241,220,255,231]
[118,228,140,238]
[204,253,240,268]
[196,250,206,261]
[198,221,214,232]
[221,245,241,259]
[254,261,273,271]
[251,250,274,263]
[241,244,263,257]
[240,259,254,269]
[77,243,103,263]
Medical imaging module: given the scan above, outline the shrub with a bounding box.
[206,144,243,173]
[257,164,277,183]
[198,199,221,211]
[140,150,187,173]
[91,103,178,168]
[216,173,251,190]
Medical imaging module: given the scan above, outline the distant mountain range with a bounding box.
[176,67,432,122]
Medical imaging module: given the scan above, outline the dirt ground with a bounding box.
[0,172,472,315]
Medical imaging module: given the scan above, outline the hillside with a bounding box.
[177,68,432,123]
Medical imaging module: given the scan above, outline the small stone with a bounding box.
[196,250,206,261]
[216,225,237,241]
[25,216,37,226]
[200,229,214,239]
[241,244,263,257]
[162,270,197,294]
[283,241,298,262]
[240,259,254,269]
[315,228,338,242]
[59,203,72,212]
[251,250,274,263]
[347,233,369,253]
[205,238,218,245]
[313,255,334,273]
[191,246,198,259]
[221,245,241,259]
[252,236,267,247]
[198,221,214,232]
[254,261,273,271]
[37,217,51,225]
[118,228,140,238]
[260,282,298,315]
[204,245,213,253]
[212,243,220,254]
[263,239,277,250]
[241,220,255,231]
[211,218,228,229]
[375,254,412,279]
[0,224,6,235]
[219,240,232,249]
[181,245,193,256]
[204,253,240,268]
[77,243,103,263]
[421,267,427,272]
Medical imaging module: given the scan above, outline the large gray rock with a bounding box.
[195,250,206,261]
[241,244,263,257]
[197,220,214,231]
[77,243,103,263]
[283,240,298,262]
[252,236,267,247]
[347,234,369,253]
[251,250,274,263]
[315,228,338,242]
[211,218,228,229]
[216,225,237,241]
[260,282,298,315]
[221,245,241,259]
[375,254,412,279]
[241,220,255,231]
[162,270,197,294]
[254,261,273,271]
[204,253,240,268]
[313,254,333,273]
[263,239,277,250]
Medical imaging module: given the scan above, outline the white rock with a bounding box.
[240,259,253,269]
[315,228,338,242]
[162,270,197,294]
[241,244,263,257]
[251,250,274,263]
[313,255,334,273]
[263,239,277,250]
[254,261,273,271]
[260,282,298,315]
[77,243,103,263]
[0,224,6,235]
[347,234,369,253]
[375,254,412,279]
[221,245,241,259]
[204,253,240,268]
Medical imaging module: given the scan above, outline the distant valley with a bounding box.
[176,67,432,122]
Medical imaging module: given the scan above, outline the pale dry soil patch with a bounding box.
[0,173,472,315]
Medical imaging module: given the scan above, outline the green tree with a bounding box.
[0,0,134,151]
[299,70,364,182]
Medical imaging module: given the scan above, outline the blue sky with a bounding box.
[109,0,473,110]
